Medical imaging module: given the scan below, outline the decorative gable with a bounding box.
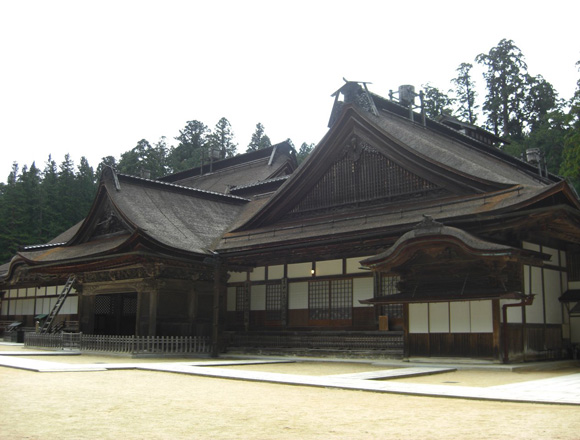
[289,137,448,216]
[87,199,131,241]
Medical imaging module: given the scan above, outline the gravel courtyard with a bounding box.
[1,347,579,440]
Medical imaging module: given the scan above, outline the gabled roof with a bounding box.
[13,167,249,269]
[158,142,297,194]
[360,216,548,272]
[217,87,580,254]
[230,103,561,233]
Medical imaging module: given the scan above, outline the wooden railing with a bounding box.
[24,333,212,355]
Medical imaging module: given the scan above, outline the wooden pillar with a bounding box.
[281,277,288,328]
[492,299,501,361]
[78,293,95,334]
[403,303,410,358]
[212,261,227,358]
[148,290,158,336]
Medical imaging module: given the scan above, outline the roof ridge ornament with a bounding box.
[328,79,378,127]
[414,215,443,234]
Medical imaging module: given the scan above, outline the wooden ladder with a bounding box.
[40,275,76,334]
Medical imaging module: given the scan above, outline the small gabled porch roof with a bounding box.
[358,216,548,305]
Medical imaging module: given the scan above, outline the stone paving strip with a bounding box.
[327,366,456,380]
[1,352,579,405]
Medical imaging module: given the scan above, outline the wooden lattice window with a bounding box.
[235,285,248,312]
[308,279,352,321]
[568,250,580,282]
[291,145,439,214]
[380,275,403,319]
[122,295,138,316]
[265,282,282,321]
[95,295,112,315]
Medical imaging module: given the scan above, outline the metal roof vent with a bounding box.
[398,85,416,107]
[525,148,548,177]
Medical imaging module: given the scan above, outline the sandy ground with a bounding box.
[1,346,580,440]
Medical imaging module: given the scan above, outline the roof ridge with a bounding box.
[231,175,290,191]
[117,172,250,202]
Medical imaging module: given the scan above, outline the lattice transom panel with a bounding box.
[265,282,282,321]
[308,279,352,321]
[291,143,440,214]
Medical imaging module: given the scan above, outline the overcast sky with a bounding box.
[1,0,579,180]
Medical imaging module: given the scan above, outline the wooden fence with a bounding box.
[24,333,212,355]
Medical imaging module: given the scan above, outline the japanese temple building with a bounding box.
[2,81,580,362]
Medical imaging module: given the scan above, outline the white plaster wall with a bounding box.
[450,302,470,332]
[560,250,567,268]
[250,267,265,282]
[14,299,23,315]
[569,281,580,290]
[523,241,541,252]
[289,282,308,309]
[544,268,563,324]
[41,298,52,314]
[502,299,523,323]
[409,303,428,333]
[526,266,544,324]
[316,259,342,276]
[226,287,236,312]
[66,296,79,314]
[268,265,284,280]
[228,271,247,283]
[353,277,374,307]
[429,303,449,333]
[470,300,493,332]
[288,262,311,278]
[346,257,371,274]
[251,285,265,310]
[46,285,58,296]
[22,299,34,314]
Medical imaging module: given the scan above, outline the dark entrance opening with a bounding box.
[94,293,137,335]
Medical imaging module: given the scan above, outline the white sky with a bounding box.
[1,0,579,180]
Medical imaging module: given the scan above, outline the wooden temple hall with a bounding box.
[1,81,580,362]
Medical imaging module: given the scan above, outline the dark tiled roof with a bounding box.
[366,108,549,187]
[159,142,297,194]
[106,172,247,254]
[16,167,251,266]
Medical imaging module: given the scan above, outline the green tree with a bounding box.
[148,137,170,178]
[560,60,580,192]
[57,154,79,228]
[297,142,315,164]
[40,155,62,241]
[169,120,208,172]
[0,163,24,262]
[451,63,479,124]
[19,162,43,244]
[118,139,153,177]
[96,156,117,179]
[208,117,237,160]
[476,39,529,140]
[118,138,169,179]
[421,84,454,119]
[247,123,271,152]
[75,156,97,218]
[524,74,560,132]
